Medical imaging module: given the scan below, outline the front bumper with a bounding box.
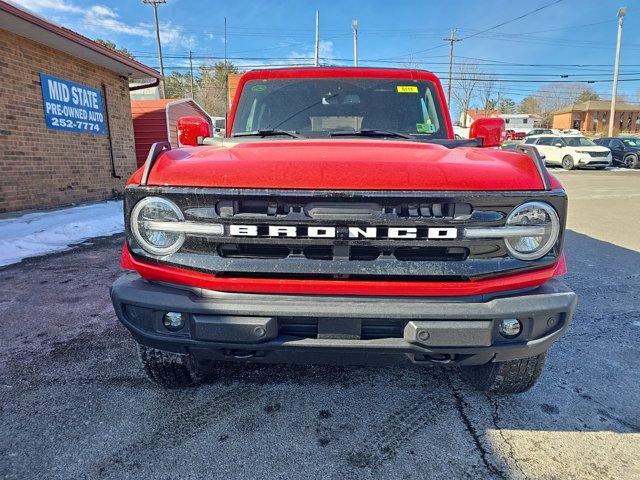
[578,154,612,167]
[110,273,577,366]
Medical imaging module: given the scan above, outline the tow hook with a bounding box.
[411,353,456,364]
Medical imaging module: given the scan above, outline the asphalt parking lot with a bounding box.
[1,169,639,480]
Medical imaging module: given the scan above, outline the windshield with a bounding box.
[622,138,640,147]
[232,78,446,138]
[563,136,596,147]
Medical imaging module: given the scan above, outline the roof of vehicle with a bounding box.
[227,67,453,138]
[239,66,441,83]
[526,134,595,140]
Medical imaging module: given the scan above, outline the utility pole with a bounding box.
[224,17,228,116]
[608,6,627,136]
[444,28,461,106]
[352,20,359,66]
[188,49,194,98]
[143,0,166,99]
[314,10,320,66]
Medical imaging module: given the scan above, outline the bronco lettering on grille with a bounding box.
[229,225,458,239]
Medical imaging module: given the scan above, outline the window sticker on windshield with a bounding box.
[251,84,267,92]
[397,85,418,93]
[416,122,435,133]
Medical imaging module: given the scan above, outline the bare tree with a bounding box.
[194,62,239,117]
[535,82,592,125]
[452,63,482,127]
[478,77,496,110]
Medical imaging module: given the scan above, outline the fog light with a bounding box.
[162,312,184,331]
[499,318,522,338]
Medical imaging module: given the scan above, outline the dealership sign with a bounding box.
[40,73,107,135]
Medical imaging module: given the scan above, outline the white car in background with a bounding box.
[453,125,469,139]
[524,134,612,170]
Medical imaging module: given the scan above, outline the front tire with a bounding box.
[137,343,206,388]
[562,155,575,170]
[624,153,639,169]
[460,353,546,394]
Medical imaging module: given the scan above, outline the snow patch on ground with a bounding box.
[0,200,123,267]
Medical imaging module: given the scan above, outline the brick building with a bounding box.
[552,100,640,135]
[0,1,160,213]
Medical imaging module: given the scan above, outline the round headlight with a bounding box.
[504,201,560,261]
[130,197,185,256]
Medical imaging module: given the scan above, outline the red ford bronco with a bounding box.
[111,67,576,393]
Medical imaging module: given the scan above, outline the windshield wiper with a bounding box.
[329,129,412,139]
[233,129,302,138]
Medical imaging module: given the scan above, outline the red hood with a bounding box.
[140,139,544,191]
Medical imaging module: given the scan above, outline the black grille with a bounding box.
[217,243,468,262]
[125,187,567,280]
[279,318,404,340]
[212,199,472,220]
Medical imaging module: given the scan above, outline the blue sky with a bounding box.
[13,0,640,105]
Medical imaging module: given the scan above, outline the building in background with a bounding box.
[552,100,640,135]
[0,1,160,214]
[459,110,541,132]
[501,113,543,131]
[130,82,161,100]
[227,72,242,108]
[459,109,498,127]
[131,99,211,167]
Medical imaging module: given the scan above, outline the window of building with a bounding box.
[627,112,633,131]
[522,118,528,124]
[593,111,599,131]
[505,118,510,124]
[636,113,640,132]
[620,112,625,130]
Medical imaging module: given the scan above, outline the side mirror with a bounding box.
[213,118,226,130]
[177,116,211,147]
[469,117,505,148]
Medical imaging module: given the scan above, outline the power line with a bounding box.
[458,0,565,40]
[155,63,640,83]
[141,55,640,78]
[458,19,614,37]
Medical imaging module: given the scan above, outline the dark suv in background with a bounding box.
[594,137,640,168]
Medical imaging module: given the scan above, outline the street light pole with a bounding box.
[608,6,627,137]
[143,0,166,99]
[314,11,320,67]
[352,20,359,67]
[188,49,194,98]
